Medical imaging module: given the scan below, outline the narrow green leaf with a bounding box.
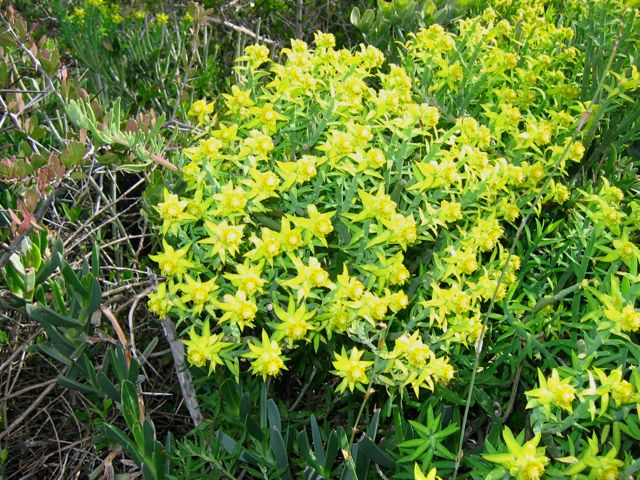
[96,372,120,402]
[37,343,73,366]
[270,426,292,480]
[267,399,282,432]
[58,374,97,394]
[61,262,88,297]
[102,423,144,466]
[27,304,83,328]
[310,415,326,467]
[121,380,141,432]
[357,436,395,468]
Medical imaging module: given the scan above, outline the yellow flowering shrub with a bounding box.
[138,0,640,476]
[147,3,639,404]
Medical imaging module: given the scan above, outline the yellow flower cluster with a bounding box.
[484,427,549,480]
[70,1,172,26]
[147,5,634,396]
[526,367,640,419]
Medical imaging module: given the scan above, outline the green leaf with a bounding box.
[366,409,381,439]
[357,436,395,468]
[102,423,144,466]
[270,426,292,480]
[27,304,83,328]
[143,419,156,458]
[297,430,321,470]
[58,374,97,395]
[91,243,100,277]
[267,399,282,432]
[61,203,83,222]
[37,343,73,366]
[35,251,60,285]
[216,430,238,455]
[87,277,102,316]
[121,380,141,433]
[96,372,120,402]
[310,415,325,467]
[350,7,361,25]
[61,262,88,298]
[59,141,86,168]
[4,258,26,294]
[245,414,263,442]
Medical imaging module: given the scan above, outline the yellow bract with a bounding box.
[484,427,549,480]
[332,347,373,393]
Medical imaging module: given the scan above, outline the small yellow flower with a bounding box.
[568,140,585,162]
[279,218,303,252]
[446,247,478,276]
[347,184,397,222]
[484,427,549,480]
[562,435,624,480]
[223,85,254,113]
[155,188,195,234]
[200,221,245,263]
[394,331,433,367]
[199,137,223,158]
[439,200,463,223]
[249,103,286,133]
[156,13,169,25]
[277,155,319,189]
[224,261,265,296]
[183,319,232,373]
[213,182,248,216]
[383,213,418,248]
[147,282,172,317]
[389,261,410,286]
[244,330,287,379]
[247,228,282,263]
[336,265,365,300]
[216,290,258,331]
[273,296,316,345]
[332,347,373,393]
[355,291,389,324]
[306,205,335,240]
[282,255,334,300]
[426,356,454,384]
[387,290,409,313]
[526,368,576,413]
[179,275,219,313]
[188,98,215,123]
[149,241,195,277]
[242,44,271,68]
[313,31,336,49]
[612,238,640,264]
[602,291,640,333]
[414,464,440,480]
[243,129,274,157]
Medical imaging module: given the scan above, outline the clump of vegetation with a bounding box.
[1,0,639,478]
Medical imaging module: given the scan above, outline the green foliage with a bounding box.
[53,1,223,116]
[3,0,640,478]
[0,7,83,245]
[171,381,397,479]
[2,233,133,401]
[66,98,169,172]
[146,0,640,477]
[1,229,172,479]
[101,380,171,480]
[350,0,466,60]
